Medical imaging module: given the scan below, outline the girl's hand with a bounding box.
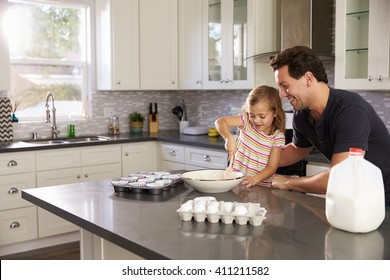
[225,136,238,160]
[271,175,290,190]
[242,175,259,188]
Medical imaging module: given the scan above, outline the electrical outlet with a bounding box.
[104,107,114,118]
[197,105,203,118]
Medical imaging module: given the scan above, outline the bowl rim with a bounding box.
[181,169,244,181]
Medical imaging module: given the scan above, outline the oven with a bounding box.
[275,127,308,177]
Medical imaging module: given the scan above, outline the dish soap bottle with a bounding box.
[326,148,385,233]
[68,114,75,137]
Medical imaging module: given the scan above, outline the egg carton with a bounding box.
[177,197,267,226]
[110,171,182,194]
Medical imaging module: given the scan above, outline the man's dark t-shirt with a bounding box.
[292,88,390,204]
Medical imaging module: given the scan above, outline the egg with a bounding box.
[234,205,248,215]
[193,203,206,213]
[224,202,234,213]
[179,203,193,212]
[207,204,219,214]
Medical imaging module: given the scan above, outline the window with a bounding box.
[4,0,91,121]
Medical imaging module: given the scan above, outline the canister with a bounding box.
[108,116,120,135]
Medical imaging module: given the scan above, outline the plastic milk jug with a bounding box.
[326,148,385,233]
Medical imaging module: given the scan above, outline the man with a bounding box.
[270,46,390,206]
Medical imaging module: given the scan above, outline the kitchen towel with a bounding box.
[0,97,14,142]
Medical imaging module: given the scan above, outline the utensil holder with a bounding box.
[179,121,189,133]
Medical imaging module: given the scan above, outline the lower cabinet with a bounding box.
[36,146,121,238]
[306,162,330,176]
[122,142,158,174]
[160,142,228,171]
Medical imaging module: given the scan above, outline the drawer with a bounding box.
[161,160,185,171]
[0,173,36,211]
[185,147,227,169]
[0,152,35,175]
[36,148,81,171]
[160,143,185,163]
[0,206,38,246]
[81,145,121,166]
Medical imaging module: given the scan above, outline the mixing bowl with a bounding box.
[181,169,244,193]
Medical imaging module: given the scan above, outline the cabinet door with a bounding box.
[36,148,81,171]
[178,0,203,89]
[122,142,158,175]
[0,206,38,246]
[0,172,36,211]
[96,0,139,90]
[37,167,81,187]
[82,163,121,181]
[185,147,227,169]
[0,152,35,175]
[81,146,121,166]
[335,0,390,89]
[0,0,10,91]
[140,0,178,90]
[202,0,254,89]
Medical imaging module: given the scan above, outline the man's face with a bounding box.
[274,65,308,111]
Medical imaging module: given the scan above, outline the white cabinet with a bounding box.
[178,0,203,89]
[202,0,254,89]
[122,142,158,175]
[0,152,37,246]
[36,146,121,238]
[335,0,390,90]
[160,143,228,171]
[140,0,178,90]
[95,0,139,90]
[0,0,10,91]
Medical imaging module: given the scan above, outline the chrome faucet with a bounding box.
[45,92,60,138]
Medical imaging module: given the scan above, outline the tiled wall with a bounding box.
[10,86,390,140]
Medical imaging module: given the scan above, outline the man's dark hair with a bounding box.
[270,46,328,84]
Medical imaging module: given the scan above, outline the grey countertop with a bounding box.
[22,180,390,260]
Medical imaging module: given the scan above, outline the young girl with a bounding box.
[215,85,286,188]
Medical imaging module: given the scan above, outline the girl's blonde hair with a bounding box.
[243,85,286,133]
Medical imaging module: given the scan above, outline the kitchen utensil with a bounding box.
[172,105,183,121]
[224,156,235,179]
[181,100,188,121]
[181,169,244,193]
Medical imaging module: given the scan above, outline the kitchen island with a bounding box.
[22,179,390,260]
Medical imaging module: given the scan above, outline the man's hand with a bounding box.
[271,174,291,190]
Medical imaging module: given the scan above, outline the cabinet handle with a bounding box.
[203,155,210,161]
[7,160,17,167]
[84,173,89,178]
[8,187,19,194]
[77,174,81,179]
[10,222,20,229]
[378,75,383,81]
[220,79,225,84]
[368,76,373,81]
[171,80,176,85]
[169,150,176,156]
[196,80,202,84]
[125,152,129,156]
[116,80,121,85]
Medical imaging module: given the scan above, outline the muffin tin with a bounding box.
[110,171,182,194]
[177,197,267,226]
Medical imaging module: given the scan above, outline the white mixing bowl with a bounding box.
[181,169,244,193]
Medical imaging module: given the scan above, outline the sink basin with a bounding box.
[23,136,111,145]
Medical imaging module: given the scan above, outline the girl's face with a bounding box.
[248,100,276,135]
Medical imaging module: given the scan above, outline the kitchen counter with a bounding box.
[22,180,390,260]
[0,130,226,153]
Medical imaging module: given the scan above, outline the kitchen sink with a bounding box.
[22,136,111,145]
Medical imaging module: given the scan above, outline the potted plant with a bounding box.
[129,111,145,134]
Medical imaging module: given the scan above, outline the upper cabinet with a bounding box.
[96,0,140,90]
[335,0,390,90]
[0,0,10,91]
[140,0,178,90]
[202,0,254,89]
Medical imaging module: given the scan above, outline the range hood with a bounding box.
[247,0,334,62]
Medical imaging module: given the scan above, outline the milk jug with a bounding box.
[326,148,385,233]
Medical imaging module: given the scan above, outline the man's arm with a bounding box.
[278,143,312,167]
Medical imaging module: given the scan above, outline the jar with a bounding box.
[108,117,120,135]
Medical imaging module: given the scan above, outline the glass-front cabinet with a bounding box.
[202,0,254,89]
[335,0,390,90]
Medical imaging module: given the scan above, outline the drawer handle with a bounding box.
[84,173,89,178]
[10,222,20,229]
[7,160,18,167]
[169,150,176,156]
[8,187,19,194]
[203,155,210,161]
[125,152,129,156]
[77,174,81,179]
